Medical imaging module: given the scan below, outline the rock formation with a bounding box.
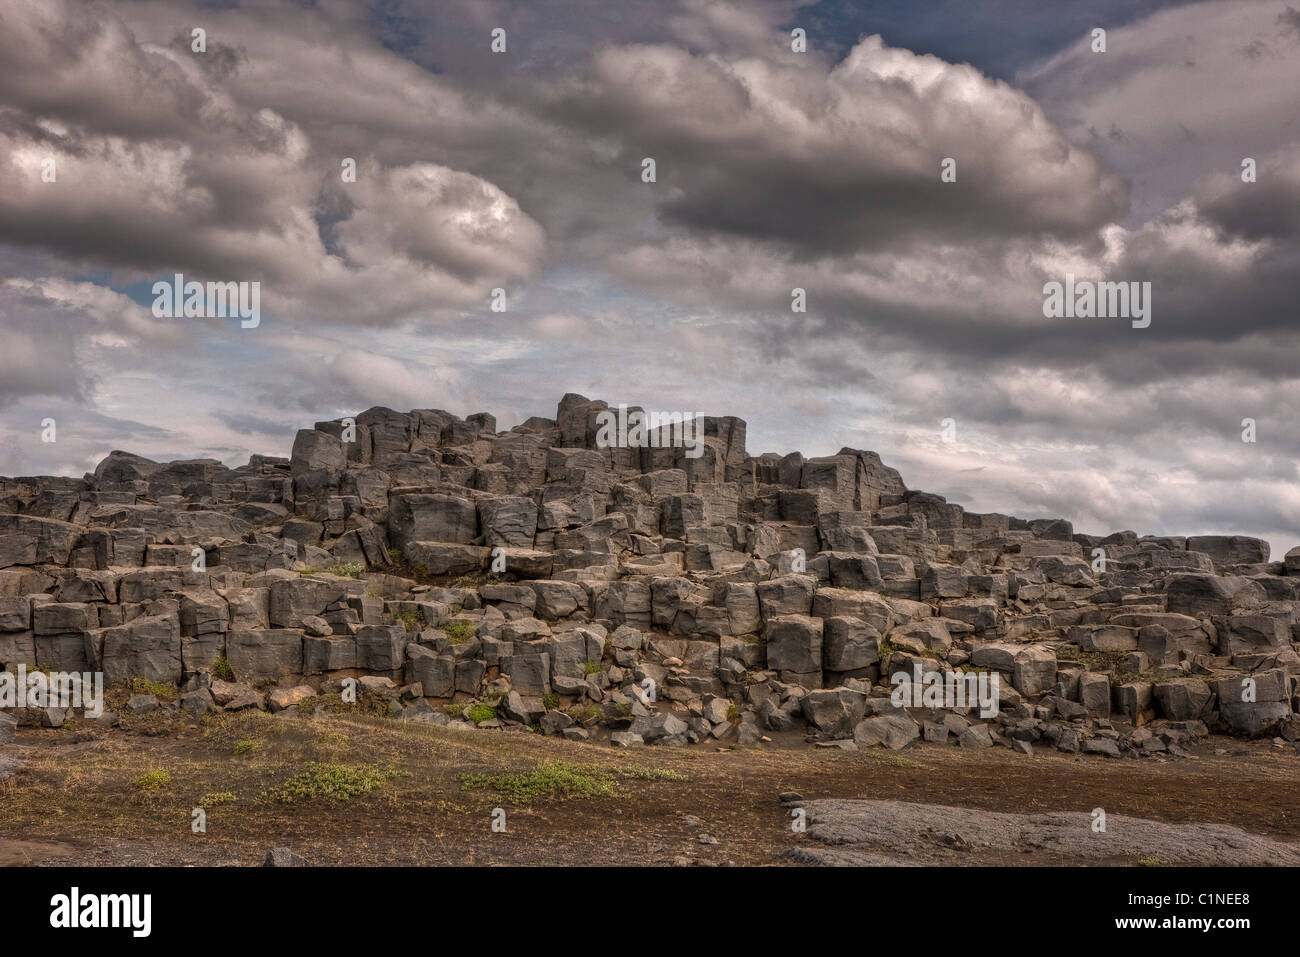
[2,392,1298,755]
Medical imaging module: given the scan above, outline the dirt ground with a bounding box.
[1,709,1297,866]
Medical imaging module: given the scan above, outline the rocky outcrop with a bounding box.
[2,394,1297,757]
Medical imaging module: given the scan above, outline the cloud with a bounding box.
[0,0,546,326]
[541,36,1127,254]
[0,0,1297,559]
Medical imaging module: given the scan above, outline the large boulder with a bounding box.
[268,578,351,628]
[1214,670,1292,736]
[99,614,182,684]
[0,515,81,568]
[478,496,538,548]
[756,575,815,619]
[1164,574,1265,618]
[1186,536,1269,569]
[853,711,919,749]
[388,493,478,548]
[822,617,881,672]
[887,619,951,658]
[356,624,407,672]
[764,615,823,676]
[1153,678,1213,721]
[630,711,689,746]
[227,629,304,681]
[405,644,454,696]
[801,688,868,737]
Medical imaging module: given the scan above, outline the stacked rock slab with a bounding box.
[1,394,1298,756]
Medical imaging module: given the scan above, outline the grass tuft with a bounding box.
[267,763,400,803]
[460,760,618,804]
[133,769,171,791]
[440,620,477,644]
[197,791,236,806]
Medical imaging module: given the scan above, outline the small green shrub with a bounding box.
[618,766,688,782]
[466,703,497,724]
[298,562,364,579]
[459,760,618,804]
[198,791,236,806]
[133,769,171,790]
[392,607,427,632]
[568,704,600,724]
[211,657,235,682]
[128,677,177,702]
[268,763,399,803]
[440,621,477,644]
[878,638,895,668]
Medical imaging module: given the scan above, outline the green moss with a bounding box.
[267,763,400,803]
[466,703,497,724]
[878,638,895,668]
[299,562,365,579]
[392,607,427,632]
[128,676,177,702]
[582,660,601,675]
[567,704,600,724]
[133,769,171,791]
[197,791,236,806]
[459,760,618,804]
[617,765,688,782]
[440,620,477,644]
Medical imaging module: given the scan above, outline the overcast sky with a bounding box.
[2,0,1299,556]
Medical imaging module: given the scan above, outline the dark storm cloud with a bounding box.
[535,38,1128,254]
[0,0,1297,553]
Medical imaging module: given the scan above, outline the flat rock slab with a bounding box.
[785,799,1300,866]
[0,755,22,783]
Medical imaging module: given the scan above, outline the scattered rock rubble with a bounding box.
[2,393,1299,757]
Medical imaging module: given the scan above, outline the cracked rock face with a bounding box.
[1,393,1298,754]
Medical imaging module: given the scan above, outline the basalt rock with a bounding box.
[0,394,1295,752]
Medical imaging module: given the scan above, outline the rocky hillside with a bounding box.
[2,393,1298,755]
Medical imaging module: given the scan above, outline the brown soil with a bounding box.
[1,712,1296,866]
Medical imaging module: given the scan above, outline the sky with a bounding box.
[1,0,1299,556]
